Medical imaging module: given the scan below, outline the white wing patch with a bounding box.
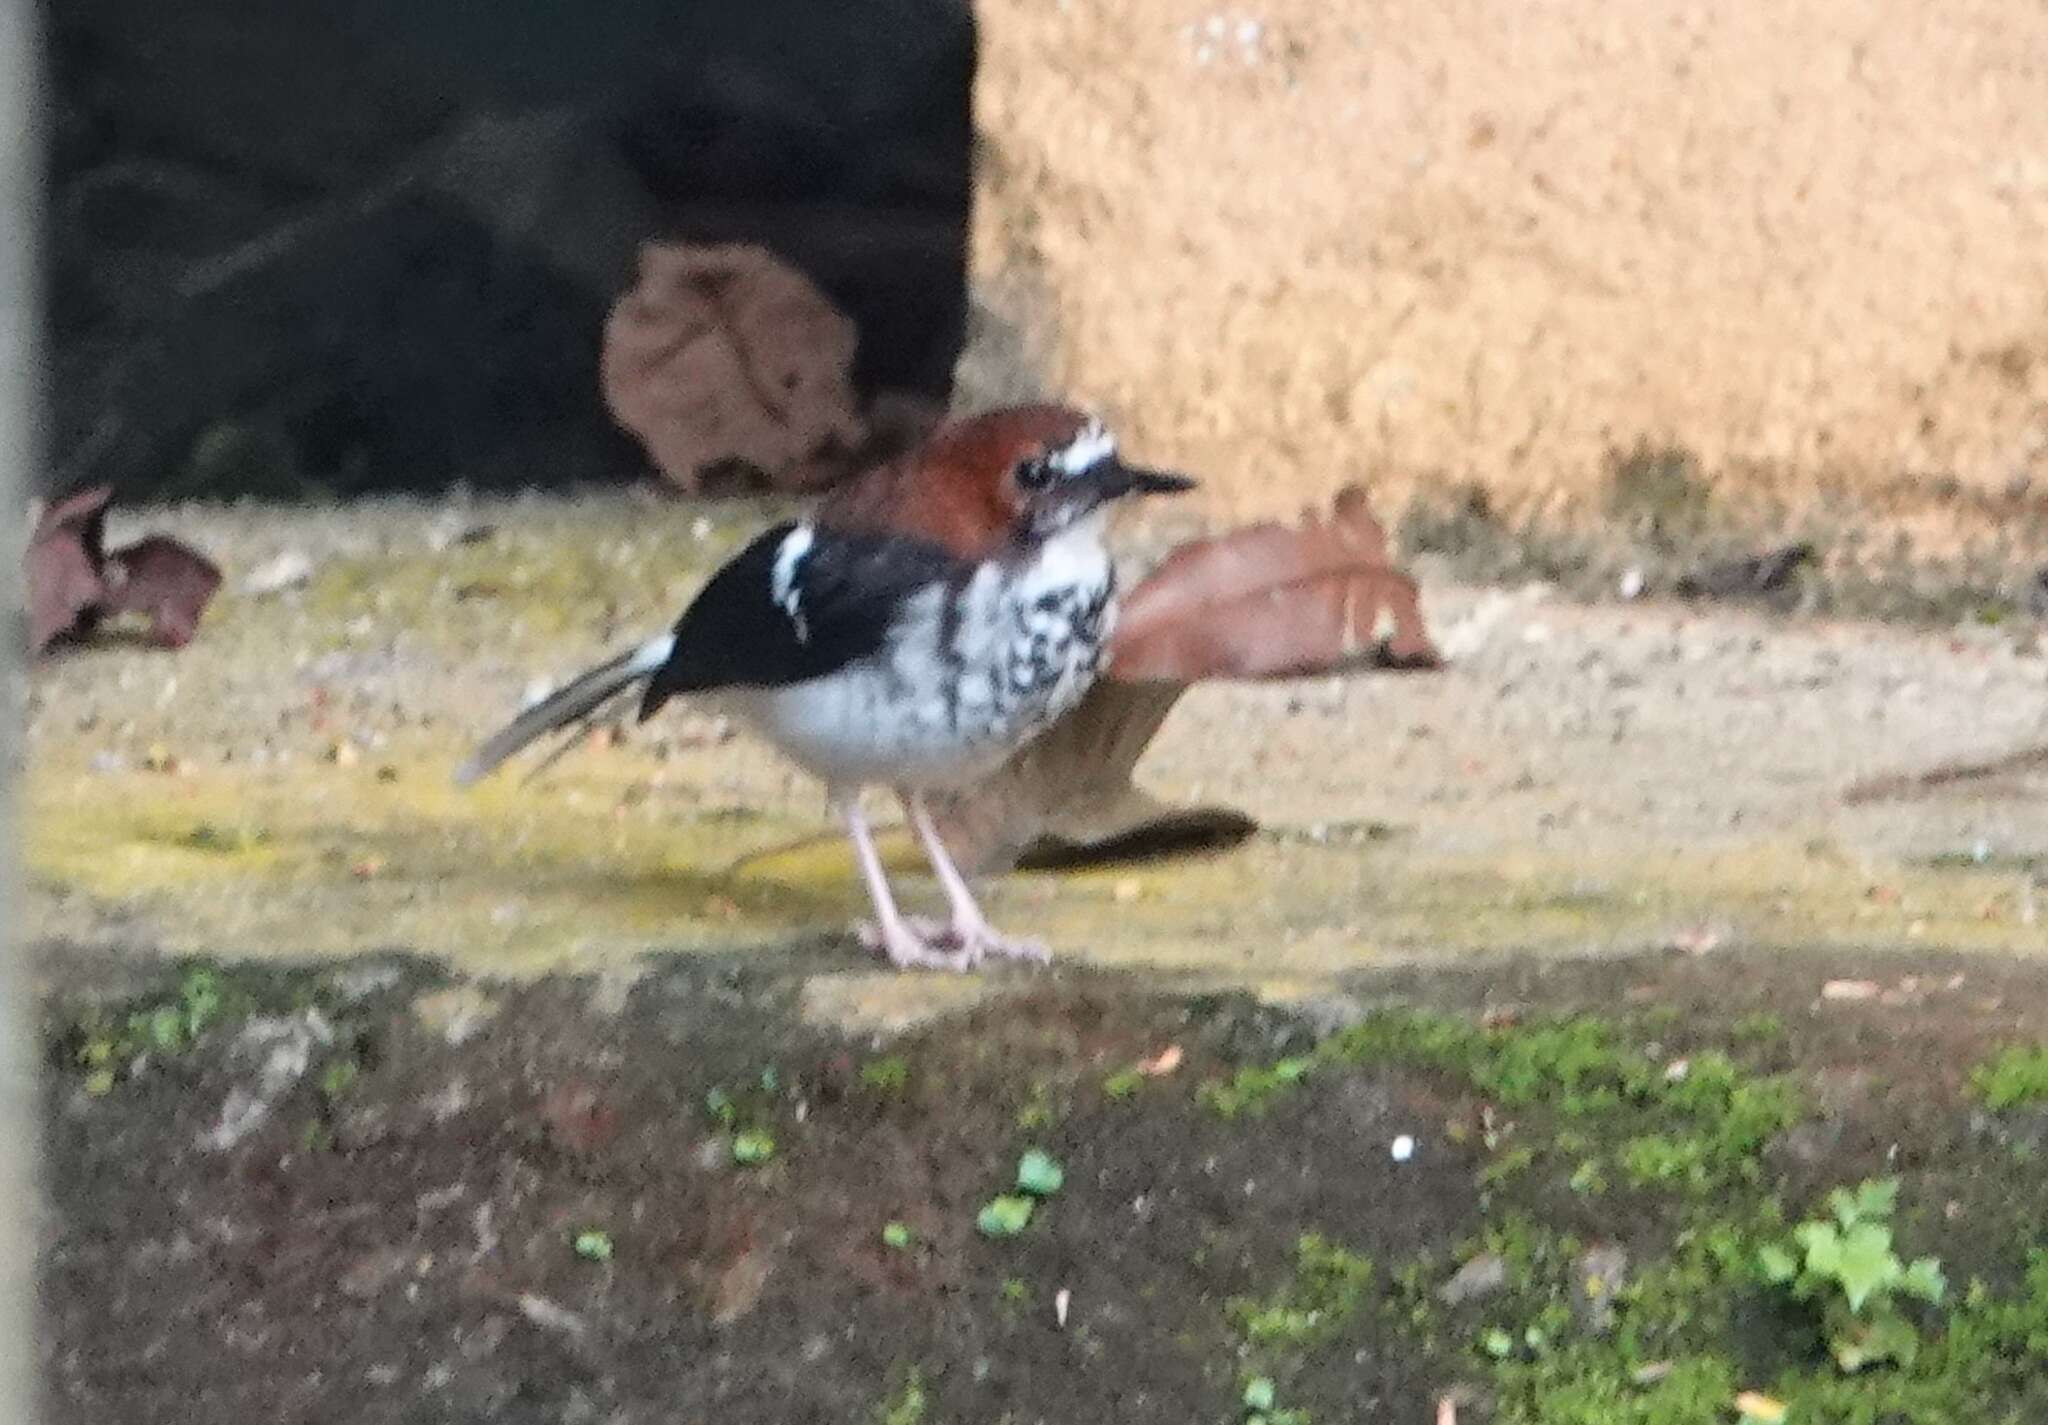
[1049,419,1116,476]
[770,523,816,643]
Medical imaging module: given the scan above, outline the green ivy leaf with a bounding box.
[1901,1256,1948,1304]
[1850,1177,1899,1222]
[1832,1222,1901,1312]
[1243,1377,1277,1411]
[1757,1243,1799,1283]
[1796,1221,1844,1278]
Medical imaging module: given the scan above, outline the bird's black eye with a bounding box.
[1014,457,1054,491]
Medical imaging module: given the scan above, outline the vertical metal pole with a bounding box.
[0,0,44,1414]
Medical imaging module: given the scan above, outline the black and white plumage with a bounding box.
[455,405,1194,970]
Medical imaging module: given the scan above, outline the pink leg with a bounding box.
[838,796,971,972]
[900,791,1050,965]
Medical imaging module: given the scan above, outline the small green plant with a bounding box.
[881,1221,914,1251]
[978,1195,1034,1238]
[572,1229,614,1263]
[1015,1149,1064,1197]
[69,966,241,1093]
[873,1366,926,1425]
[1200,1057,1313,1119]
[1969,1044,2048,1111]
[731,1130,776,1165]
[860,1056,910,1095]
[1102,1067,1144,1100]
[318,1057,360,1100]
[1757,1179,1946,1372]
[1241,1374,1310,1425]
[1732,1011,1786,1045]
[1478,1146,1536,1189]
[703,1086,736,1126]
[1015,1078,1059,1130]
[1230,1234,1374,1347]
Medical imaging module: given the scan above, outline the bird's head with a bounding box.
[818,404,1197,558]
[933,405,1197,544]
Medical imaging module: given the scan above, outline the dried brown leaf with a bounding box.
[103,534,223,649]
[26,485,114,654]
[1107,485,1441,683]
[927,680,1257,873]
[600,242,867,493]
[26,486,221,654]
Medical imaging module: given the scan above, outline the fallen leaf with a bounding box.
[1822,979,1881,1002]
[1137,1045,1184,1077]
[1107,485,1441,682]
[25,486,222,653]
[26,486,114,653]
[601,242,867,494]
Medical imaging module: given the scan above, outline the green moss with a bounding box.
[860,1056,911,1096]
[1229,1234,1374,1350]
[1969,1044,2048,1111]
[63,964,247,1092]
[1200,1057,1314,1120]
[1493,1349,1737,1425]
[872,1367,928,1425]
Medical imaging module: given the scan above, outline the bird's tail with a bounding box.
[452,634,676,788]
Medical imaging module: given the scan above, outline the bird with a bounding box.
[453,404,1196,970]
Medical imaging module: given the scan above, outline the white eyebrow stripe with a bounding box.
[770,523,815,642]
[1049,422,1117,475]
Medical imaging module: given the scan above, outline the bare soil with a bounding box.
[37,946,2048,1424]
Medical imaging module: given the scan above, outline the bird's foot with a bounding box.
[856,919,975,972]
[951,922,1051,965]
[856,917,1050,970]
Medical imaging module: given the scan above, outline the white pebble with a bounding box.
[1390,1134,1416,1162]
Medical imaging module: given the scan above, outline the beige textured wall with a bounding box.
[969,0,2048,528]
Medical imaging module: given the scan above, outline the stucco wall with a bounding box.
[968,0,2048,530]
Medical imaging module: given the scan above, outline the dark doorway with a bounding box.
[44,0,974,500]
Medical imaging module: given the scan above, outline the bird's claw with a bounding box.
[856,918,1050,971]
[857,920,975,972]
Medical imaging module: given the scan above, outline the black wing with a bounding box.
[639,520,967,720]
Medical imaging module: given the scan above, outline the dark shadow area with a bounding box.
[43,0,974,501]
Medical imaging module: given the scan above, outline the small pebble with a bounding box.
[1390,1134,1416,1162]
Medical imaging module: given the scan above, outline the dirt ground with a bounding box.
[37,947,2048,1424]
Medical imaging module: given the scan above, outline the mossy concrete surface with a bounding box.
[23,495,2048,1018]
